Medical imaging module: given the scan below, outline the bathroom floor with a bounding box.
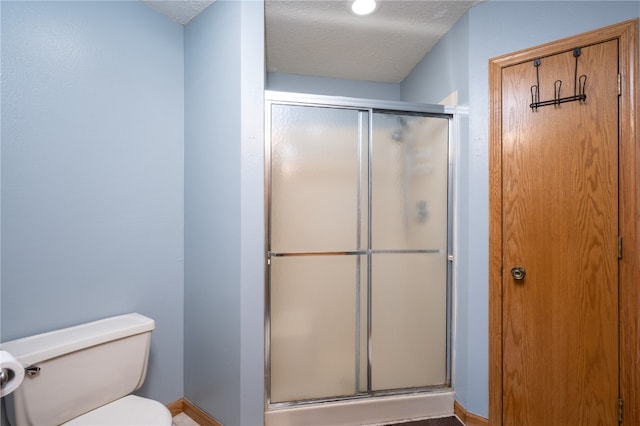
[172,412,201,426]
[389,416,464,426]
[171,413,463,426]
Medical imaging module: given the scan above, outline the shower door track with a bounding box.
[268,384,454,410]
[264,91,456,410]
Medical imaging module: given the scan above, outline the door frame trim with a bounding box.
[488,19,639,425]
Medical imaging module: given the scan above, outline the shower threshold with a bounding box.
[264,389,455,426]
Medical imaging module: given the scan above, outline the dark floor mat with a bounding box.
[384,416,464,426]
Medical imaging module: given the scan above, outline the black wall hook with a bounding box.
[530,47,587,110]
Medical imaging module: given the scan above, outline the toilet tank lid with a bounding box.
[0,313,155,366]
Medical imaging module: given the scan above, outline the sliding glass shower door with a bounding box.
[369,112,449,391]
[266,95,452,405]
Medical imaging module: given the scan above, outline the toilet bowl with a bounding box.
[0,313,172,426]
[64,395,172,425]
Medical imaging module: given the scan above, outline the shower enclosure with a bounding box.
[265,92,454,412]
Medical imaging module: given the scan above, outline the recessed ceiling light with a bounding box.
[351,0,377,16]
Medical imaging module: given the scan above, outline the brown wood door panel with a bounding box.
[500,41,619,425]
[489,19,639,426]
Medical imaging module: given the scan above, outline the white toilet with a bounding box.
[0,313,172,426]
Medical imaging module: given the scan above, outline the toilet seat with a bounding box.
[63,395,172,425]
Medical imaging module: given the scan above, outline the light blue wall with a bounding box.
[184,1,241,422]
[401,1,639,418]
[401,12,469,105]
[267,72,401,100]
[183,1,264,424]
[238,2,267,426]
[1,0,185,405]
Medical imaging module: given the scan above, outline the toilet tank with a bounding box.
[0,313,156,426]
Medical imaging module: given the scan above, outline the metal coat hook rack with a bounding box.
[530,48,587,110]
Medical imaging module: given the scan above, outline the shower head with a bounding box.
[391,116,408,142]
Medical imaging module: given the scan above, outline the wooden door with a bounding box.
[500,40,619,425]
[490,20,640,426]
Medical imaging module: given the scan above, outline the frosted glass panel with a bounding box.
[371,114,449,251]
[270,255,367,402]
[271,105,367,253]
[268,102,451,404]
[371,253,447,390]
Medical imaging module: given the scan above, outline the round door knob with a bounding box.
[511,266,526,280]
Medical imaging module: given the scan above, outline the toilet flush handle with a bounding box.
[25,366,41,377]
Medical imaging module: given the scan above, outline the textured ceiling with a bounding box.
[266,0,476,83]
[144,0,478,83]
[143,0,215,25]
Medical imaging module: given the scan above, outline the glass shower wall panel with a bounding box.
[270,104,368,254]
[270,255,368,403]
[371,113,449,251]
[370,253,447,391]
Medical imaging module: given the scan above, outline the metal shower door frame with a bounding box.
[264,90,456,409]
